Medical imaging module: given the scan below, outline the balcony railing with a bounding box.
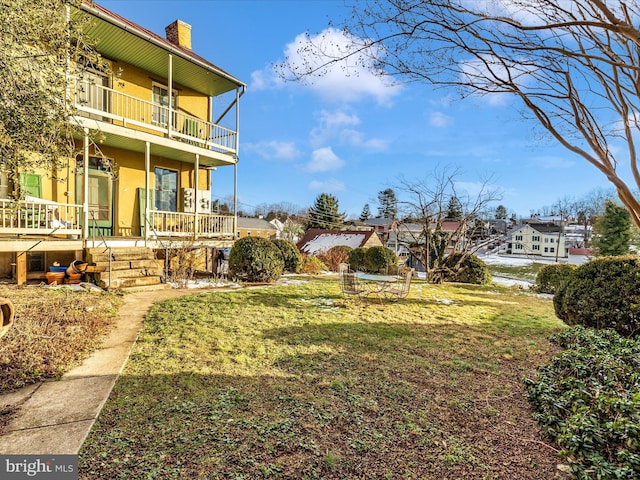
[74,80,237,155]
[0,199,82,236]
[148,210,235,238]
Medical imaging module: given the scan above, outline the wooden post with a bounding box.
[15,252,27,286]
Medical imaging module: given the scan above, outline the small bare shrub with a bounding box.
[300,255,327,274]
[317,245,352,272]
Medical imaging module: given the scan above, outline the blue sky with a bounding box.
[98,0,617,219]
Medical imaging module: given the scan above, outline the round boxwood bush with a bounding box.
[364,246,398,274]
[300,255,327,274]
[441,253,492,285]
[349,247,367,271]
[554,256,640,337]
[535,263,576,294]
[228,236,284,283]
[271,239,302,273]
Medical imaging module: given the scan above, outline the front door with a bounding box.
[76,157,113,236]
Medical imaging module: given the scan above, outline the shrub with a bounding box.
[271,239,302,273]
[364,246,398,274]
[299,255,327,274]
[228,237,284,283]
[318,245,353,272]
[553,256,640,337]
[523,326,640,479]
[535,263,576,294]
[349,247,367,271]
[441,253,492,285]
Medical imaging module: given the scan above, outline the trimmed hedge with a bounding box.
[271,239,302,273]
[228,237,284,283]
[524,326,640,479]
[554,256,640,337]
[535,263,577,294]
[364,246,398,274]
[349,247,367,272]
[441,253,492,285]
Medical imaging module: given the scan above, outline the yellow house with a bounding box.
[0,1,245,288]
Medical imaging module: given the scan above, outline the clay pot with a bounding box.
[45,272,65,285]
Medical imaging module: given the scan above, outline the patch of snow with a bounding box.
[301,233,367,255]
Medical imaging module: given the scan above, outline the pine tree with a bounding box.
[377,188,398,219]
[307,193,345,230]
[495,205,507,219]
[360,204,372,221]
[593,200,631,256]
[446,196,463,220]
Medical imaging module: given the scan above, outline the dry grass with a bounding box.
[80,278,570,479]
[0,284,121,393]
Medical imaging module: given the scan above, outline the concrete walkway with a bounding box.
[0,287,196,454]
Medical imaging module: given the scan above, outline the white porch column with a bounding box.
[233,86,240,238]
[82,129,89,240]
[167,54,173,138]
[194,154,199,239]
[144,141,150,243]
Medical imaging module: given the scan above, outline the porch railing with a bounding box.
[73,79,237,155]
[148,210,235,238]
[0,199,82,236]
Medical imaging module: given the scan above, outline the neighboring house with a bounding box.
[0,1,245,287]
[297,229,383,256]
[268,217,304,243]
[564,224,593,248]
[507,223,567,258]
[364,218,398,243]
[389,221,468,254]
[237,217,278,240]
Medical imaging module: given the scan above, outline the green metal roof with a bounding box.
[76,2,245,97]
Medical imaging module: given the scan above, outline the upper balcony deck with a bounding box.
[73,79,237,157]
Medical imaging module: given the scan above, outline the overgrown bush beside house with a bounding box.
[300,255,327,274]
[524,326,640,479]
[228,237,284,283]
[364,246,398,274]
[554,256,640,338]
[349,247,367,272]
[535,263,576,294]
[441,253,492,285]
[318,245,353,272]
[271,239,302,273]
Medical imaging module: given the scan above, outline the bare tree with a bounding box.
[282,0,640,228]
[396,167,500,283]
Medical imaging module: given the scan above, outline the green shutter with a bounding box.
[19,173,41,198]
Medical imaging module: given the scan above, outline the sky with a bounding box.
[97,0,620,219]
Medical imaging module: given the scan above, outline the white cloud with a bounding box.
[309,178,346,192]
[259,27,402,104]
[245,141,301,161]
[429,111,453,128]
[310,108,387,150]
[305,147,345,173]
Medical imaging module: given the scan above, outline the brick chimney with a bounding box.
[165,20,192,50]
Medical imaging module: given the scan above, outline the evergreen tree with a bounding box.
[360,203,372,221]
[495,205,507,219]
[593,200,631,256]
[307,193,345,230]
[445,196,463,220]
[377,188,398,219]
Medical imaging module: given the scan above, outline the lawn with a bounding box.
[79,277,569,479]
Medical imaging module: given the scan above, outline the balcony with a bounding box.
[73,80,237,155]
[0,198,82,237]
[148,210,235,239]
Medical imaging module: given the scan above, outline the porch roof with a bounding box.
[77,2,246,97]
